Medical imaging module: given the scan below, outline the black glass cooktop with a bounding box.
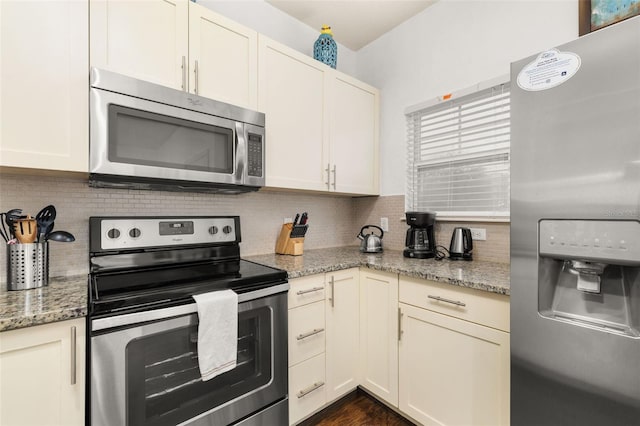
[90,259,287,317]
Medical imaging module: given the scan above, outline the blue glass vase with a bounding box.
[313,27,337,69]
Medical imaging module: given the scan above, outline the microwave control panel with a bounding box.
[247,133,263,177]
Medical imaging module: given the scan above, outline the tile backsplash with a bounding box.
[0,172,357,282]
[0,172,510,284]
[354,195,510,263]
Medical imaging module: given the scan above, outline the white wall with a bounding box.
[198,0,358,75]
[356,0,579,196]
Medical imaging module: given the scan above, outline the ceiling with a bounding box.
[266,0,437,51]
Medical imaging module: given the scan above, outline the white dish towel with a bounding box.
[193,289,238,381]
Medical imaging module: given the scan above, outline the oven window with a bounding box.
[126,307,271,426]
[108,104,234,174]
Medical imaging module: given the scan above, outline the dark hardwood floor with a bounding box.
[299,389,415,426]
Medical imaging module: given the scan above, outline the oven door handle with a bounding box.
[91,282,289,332]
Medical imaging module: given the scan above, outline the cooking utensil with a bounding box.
[35,205,56,243]
[13,217,38,244]
[292,213,300,226]
[5,209,23,239]
[46,230,75,242]
[0,213,9,243]
[357,225,383,253]
[299,212,308,225]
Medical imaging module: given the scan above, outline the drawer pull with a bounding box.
[296,286,324,296]
[296,328,325,340]
[398,307,403,341]
[428,295,466,307]
[70,326,77,385]
[297,381,325,398]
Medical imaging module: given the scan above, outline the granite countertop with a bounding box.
[0,275,88,332]
[1,247,509,333]
[245,246,510,296]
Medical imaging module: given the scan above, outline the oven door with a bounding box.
[90,287,288,426]
[90,86,247,186]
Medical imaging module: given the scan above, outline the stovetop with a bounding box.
[88,216,287,317]
[90,259,287,317]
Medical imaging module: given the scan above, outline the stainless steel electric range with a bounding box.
[87,216,288,426]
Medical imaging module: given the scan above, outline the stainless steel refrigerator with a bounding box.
[510,15,640,425]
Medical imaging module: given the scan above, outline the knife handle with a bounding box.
[293,213,300,226]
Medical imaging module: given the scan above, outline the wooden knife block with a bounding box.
[275,223,307,256]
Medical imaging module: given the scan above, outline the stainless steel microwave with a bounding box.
[89,68,265,193]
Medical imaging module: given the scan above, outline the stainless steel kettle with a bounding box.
[449,227,473,260]
[357,225,384,253]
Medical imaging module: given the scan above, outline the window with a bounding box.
[405,78,510,220]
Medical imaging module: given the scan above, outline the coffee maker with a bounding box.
[403,211,437,258]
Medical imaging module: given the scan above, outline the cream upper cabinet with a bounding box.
[359,269,399,407]
[189,4,257,108]
[0,318,86,426]
[258,36,330,192]
[0,0,88,172]
[325,268,360,402]
[90,0,257,109]
[258,36,379,195]
[90,0,188,90]
[329,73,379,195]
[398,277,510,426]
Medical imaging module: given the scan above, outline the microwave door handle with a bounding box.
[235,122,246,184]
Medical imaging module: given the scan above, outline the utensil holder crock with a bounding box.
[7,242,49,290]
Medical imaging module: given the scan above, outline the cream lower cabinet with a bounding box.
[288,269,360,425]
[288,273,327,425]
[325,268,360,402]
[90,0,257,109]
[0,318,86,426]
[0,0,88,172]
[398,277,510,426]
[359,269,399,407]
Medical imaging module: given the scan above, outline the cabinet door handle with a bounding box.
[181,56,186,91]
[428,295,466,307]
[296,286,324,295]
[194,60,199,95]
[297,381,325,398]
[296,328,325,340]
[331,165,337,189]
[70,326,77,385]
[398,307,403,341]
[329,276,335,307]
[325,163,331,190]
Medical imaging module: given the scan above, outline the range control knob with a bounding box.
[223,225,233,234]
[209,226,219,235]
[107,228,120,239]
[129,228,142,238]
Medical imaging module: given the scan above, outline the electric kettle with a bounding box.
[357,225,384,253]
[449,227,473,260]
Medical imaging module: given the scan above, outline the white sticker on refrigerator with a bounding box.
[517,49,581,91]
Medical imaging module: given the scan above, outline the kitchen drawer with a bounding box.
[288,300,325,366]
[288,274,326,309]
[289,353,326,425]
[399,276,510,332]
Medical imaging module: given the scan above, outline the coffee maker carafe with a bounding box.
[403,211,436,258]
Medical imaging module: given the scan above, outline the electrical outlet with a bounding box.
[470,228,487,241]
[284,217,293,224]
[380,217,389,232]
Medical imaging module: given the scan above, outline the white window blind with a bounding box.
[406,81,510,219]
